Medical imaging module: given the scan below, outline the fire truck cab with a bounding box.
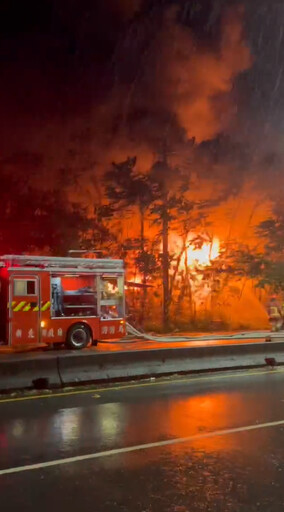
[0,255,126,349]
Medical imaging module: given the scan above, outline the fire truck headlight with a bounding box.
[41,321,46,328]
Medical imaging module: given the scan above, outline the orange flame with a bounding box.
[169,234,220,270]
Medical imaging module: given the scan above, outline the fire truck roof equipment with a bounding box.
[0,255,124,272]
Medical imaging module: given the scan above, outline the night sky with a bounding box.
[1,0,284,193]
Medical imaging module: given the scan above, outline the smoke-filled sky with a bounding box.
[1,0,284,196]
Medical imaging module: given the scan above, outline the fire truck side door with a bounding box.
[9,275,40,345]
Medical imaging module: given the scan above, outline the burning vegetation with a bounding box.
[1,1,283,331]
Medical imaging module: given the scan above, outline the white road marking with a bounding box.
[1,418,284,476]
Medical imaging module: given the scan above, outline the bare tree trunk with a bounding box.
[170,237,187,298]
[162,200,170,330]
[140,208,145,253]
[184,249,193,320]
[139,204,147,327]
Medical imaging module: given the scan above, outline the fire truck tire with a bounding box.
[66,323,92,350]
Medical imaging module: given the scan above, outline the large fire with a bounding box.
[127,234,220,287]
[169,234,220,270]
[185,238,220,268]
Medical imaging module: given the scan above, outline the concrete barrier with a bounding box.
[58,341,284,386]
[1,341,284,392]
[0,353,61,391]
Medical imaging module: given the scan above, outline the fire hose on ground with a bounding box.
[125,323,281,343]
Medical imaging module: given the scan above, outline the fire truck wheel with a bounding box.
[66,323,92,350]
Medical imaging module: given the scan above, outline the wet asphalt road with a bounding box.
[1,370,284,511]
[0,333,274,355]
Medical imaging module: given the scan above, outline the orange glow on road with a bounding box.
[119,388,269,469]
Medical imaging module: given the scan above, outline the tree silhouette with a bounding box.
[105,157,157,324]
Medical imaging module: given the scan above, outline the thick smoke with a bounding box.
[0,1,253,193]
[155,6,251,142]
[63,2,249,193]
[82,4,250,180]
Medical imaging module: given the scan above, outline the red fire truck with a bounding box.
[0,255,126,350]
